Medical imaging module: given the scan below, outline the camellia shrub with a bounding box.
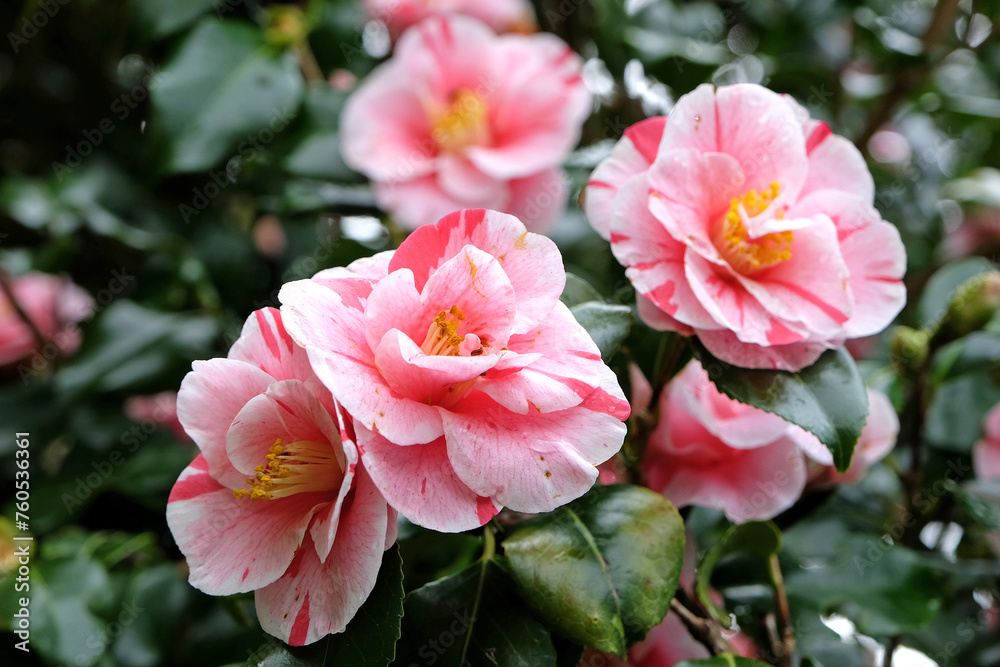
[2,2,1000,667]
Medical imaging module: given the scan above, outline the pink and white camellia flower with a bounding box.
[974,403,1000,481]
[166,308,394,646]
[341,15,591,231]
[279,209,630,533]
[796,389,899,487]
[364,0,537,40]
[0,271,93,368]
[584,83,907,370]
[643,359,807,522]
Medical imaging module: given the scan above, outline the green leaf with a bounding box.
[785,536,944,636]
[55,301,218,400]
[918,258,997,328]
[693,343,868,472]
[392,559,557,667]
[149,19,304,174]
[695,521,782,626]
[570,302,633,361]
[501,485,685,655]
[925,371,1000,452]
[281,86,356,181]
[956,480,1000,530]
[129,0,221,42]
[930,331,1000,384]
[560,273,605,308]
[673,657,772,667]
[259,546,405,667]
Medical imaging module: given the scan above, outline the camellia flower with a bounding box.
[0,271,93,367]
[166,308,393,645]
[279,209,629,532]
[364,0,537,40]
[643,359,807,522]
[341,15,591,231]
[797,389,899,487]
[974,403,1000,481]
[584,83,906,370]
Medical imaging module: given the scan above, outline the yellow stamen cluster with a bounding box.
[421,305,467,356]
[718,182,793,274]
[430,90,489,153]
[233,438,341,500]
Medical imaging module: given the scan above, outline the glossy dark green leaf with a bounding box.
[570,302,633,361]
[561,272,605,308]
[917,258,996,328]
[129,0,221,42]
[693,343,868,472]
[695,521,782,626]
[392,559,557,667]
[55,301,217,400]
[281,86,356,181]
[258,547,404,667]
[956,480,1000,530]
[925,371,1000,452]
[502,485,685,655]
[149,19,304,174]
[930,331,1000,385]
[674,657,773,667]
[785,536,944,636]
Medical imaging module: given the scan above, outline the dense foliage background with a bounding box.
[2,0,1000,666]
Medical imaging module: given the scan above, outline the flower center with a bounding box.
[420,305,488,357]
[715,182,793,275]
[430,90,489,153]
[233,439,342,500]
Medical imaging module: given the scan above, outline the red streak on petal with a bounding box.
[256,309,282,360]
[570,349,602,361]
[580,388,631,421]
[554,47,576,66]
[168,470,224,503]
[609,232,630,244]
[241,567,250,582]
[190,454,210,471]
[476,496,497,525]
[623,116,667,164]
[587,180,615,190]
[288,593,311,646]
[806,122,832,155]
[766,319,803,346]
[421,478,427,495]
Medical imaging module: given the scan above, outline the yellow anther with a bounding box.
[717,183,793,275]
[431,90,489,153]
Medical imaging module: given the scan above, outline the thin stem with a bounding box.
[670,596,736,657]
[883,635,901,667]
[769,554,795,667]
[297,41,324,83]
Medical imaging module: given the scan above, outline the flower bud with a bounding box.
[890,326,930,373]
[264,6,307,48]
[935,271,1000,344]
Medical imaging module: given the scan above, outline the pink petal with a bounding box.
[166,459,328,595]
[660,83,809,201]
[357,427,499,532]
[389,208,565,333]
[374,328,498,405]
[611,173,718,330]
[255,465,388,645]
[735,216,853,340]
[478,302,602,414]
[177,358,276,489]
[697,327,829,371]
[228,308,315,384]
[374,175,505,231]
[280,276,445,446]
[685,251,805,347]
[437,154,508,203]
[313,251,394,281]
[505,168,569,234]
[635,293,696,335]
[646,149,744,262]
[465,33,590,179]
[442,393,626,513]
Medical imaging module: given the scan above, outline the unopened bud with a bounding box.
[935,271,1000,344]
[890,326,929,373]
[264,6,307,48]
